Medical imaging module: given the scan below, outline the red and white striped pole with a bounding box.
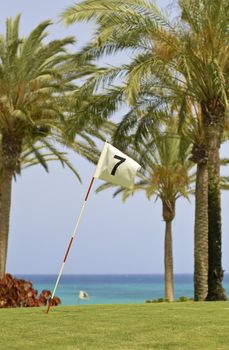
[46,176,95,314]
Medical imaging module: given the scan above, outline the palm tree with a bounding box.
[179,108,209,300]
[61,0,229,300]
[179,0,229,301]
[0,16,101,278]
[97,126,194,301]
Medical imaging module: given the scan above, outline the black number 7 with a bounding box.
[111,155,126,176]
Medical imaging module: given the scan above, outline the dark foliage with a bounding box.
[0,274,61,308]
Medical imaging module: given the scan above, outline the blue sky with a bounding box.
[1,0,229,275]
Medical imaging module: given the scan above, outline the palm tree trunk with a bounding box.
[206,129,227,300]
[162,201,175,302]
[194,161,208,301]
[164,219,174,301]
[0,167,13,278]
[0,133,22,278]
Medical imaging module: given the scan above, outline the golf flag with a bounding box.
[94,142,141,188]
[46,142,140,314]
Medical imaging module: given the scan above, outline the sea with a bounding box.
[15,274,229,306]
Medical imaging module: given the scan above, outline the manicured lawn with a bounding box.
[1,302,229,349]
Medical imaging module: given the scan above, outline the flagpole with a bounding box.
[46,176,95,314]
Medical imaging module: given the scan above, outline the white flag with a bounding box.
[94,142,141,189]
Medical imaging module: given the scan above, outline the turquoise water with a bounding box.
[16,274,229,305]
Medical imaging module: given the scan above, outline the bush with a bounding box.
[145,297,170,303]
[145,296,193,303]
[176,296,193,302]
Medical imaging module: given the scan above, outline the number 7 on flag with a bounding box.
[111,155,126,176]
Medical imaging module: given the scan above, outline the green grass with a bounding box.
[1,302,229,349]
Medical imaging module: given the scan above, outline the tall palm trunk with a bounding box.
[163,201,175,302]
[206,125,227,300]
[0,168,13,278]
[194,159,208,300]
[191,144,209,300]
[164,220,174,301]
[0,133,22,278]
